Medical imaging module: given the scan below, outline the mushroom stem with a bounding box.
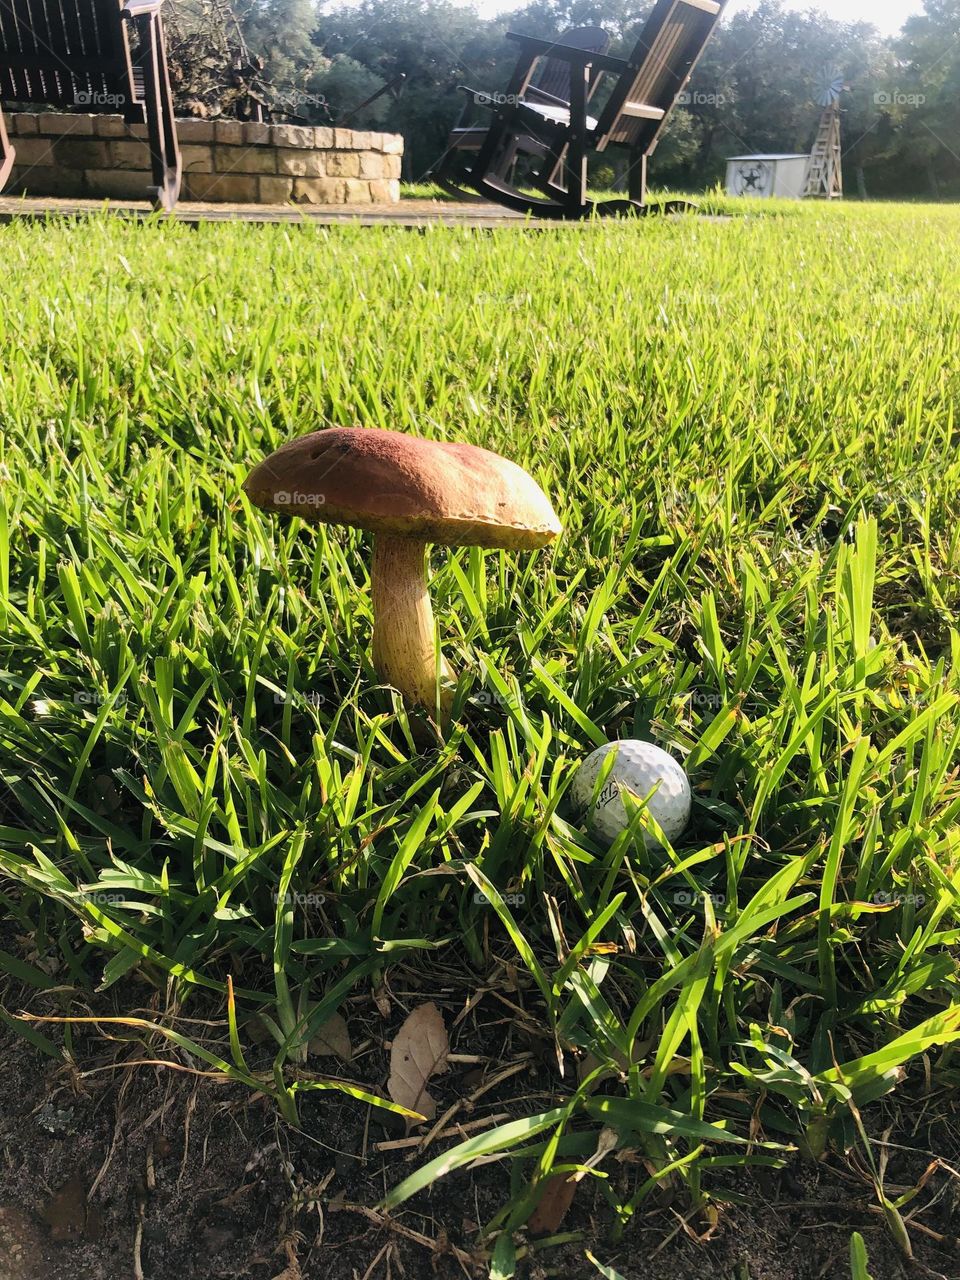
[370,534,454,724]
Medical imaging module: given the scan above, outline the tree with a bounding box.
[307,56,392,128]
[883,1,960,196]
[241,0,326,90]
[648,1,895,194]
[316,0,505,177]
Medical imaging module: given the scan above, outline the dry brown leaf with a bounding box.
[308,1012,353,1062]
[528,1171,577,1234]
[387,1002,449,1125]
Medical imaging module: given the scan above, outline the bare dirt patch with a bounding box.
[0,980,958,1280]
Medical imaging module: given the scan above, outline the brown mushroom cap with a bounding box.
[242,427,561,550]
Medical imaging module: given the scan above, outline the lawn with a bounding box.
[1,202,960,1277]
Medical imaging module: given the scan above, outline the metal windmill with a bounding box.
[802,68,846,198]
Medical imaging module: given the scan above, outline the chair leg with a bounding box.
[564,63,590,215]
[130,12,181,210]
[627,151,646,204]
[0,106,14,192]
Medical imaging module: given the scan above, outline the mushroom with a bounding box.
[243,427,561,726]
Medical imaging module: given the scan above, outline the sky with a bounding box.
[724,0,922,35]
[472,0,926,37]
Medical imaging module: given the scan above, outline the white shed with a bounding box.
[725,154,809,199]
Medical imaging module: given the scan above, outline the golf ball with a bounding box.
[570,740,691,849]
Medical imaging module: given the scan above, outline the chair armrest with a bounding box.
[122,0,165,16]
[459,82,573,111]
[504,32,630,74]
[522,86,571,108]
[456,84,505,106]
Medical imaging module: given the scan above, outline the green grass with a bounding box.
[2,203,960,1260]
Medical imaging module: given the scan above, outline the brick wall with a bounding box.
[3,115,403,204]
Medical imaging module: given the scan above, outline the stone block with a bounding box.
[244,122,272,145]
[216,145,275,174]
[292,177,346,204]
[342,178,373,204]
[11,114,40,136]
[368,178,400,204]
[324,151,360,178]
[109,139,150,169]
[94,116,134,138]
[259,175,294,203]
[177,119,216,143]
[37,112,77,136]
[84,168,151,200]
[180,144,214,172]
[9,165,86,197]
[273,124,314,149]
[381,133,404,155]
[277,148,325,177]
[214,120,246,144]
[313,127,334,150]
[39,113,95,136]
[382,154,402,180]
[7,137,56,168]
[358,152,386,179]
[184,171,259,202]
[70,114,97,135]
[53,138,111,168]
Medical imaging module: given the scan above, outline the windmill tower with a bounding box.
[802,69,845,198]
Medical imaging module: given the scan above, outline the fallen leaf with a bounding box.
[387,1002,449,1125]
[308,1012,353,1062]
[528,1171,577,1233]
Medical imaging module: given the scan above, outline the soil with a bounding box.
[0,978,958,1280]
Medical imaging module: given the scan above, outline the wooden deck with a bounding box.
[0,195,723,229]
[0,195,544,229]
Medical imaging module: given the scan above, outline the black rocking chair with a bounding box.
[460,0,728,219]
[0,0,181,210]
[431,25,610,201]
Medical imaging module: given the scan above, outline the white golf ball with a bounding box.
[570,740,691,849]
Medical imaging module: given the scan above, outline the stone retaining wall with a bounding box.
[4,114,403,204]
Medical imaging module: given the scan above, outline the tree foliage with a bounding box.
[168,0,960,195]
